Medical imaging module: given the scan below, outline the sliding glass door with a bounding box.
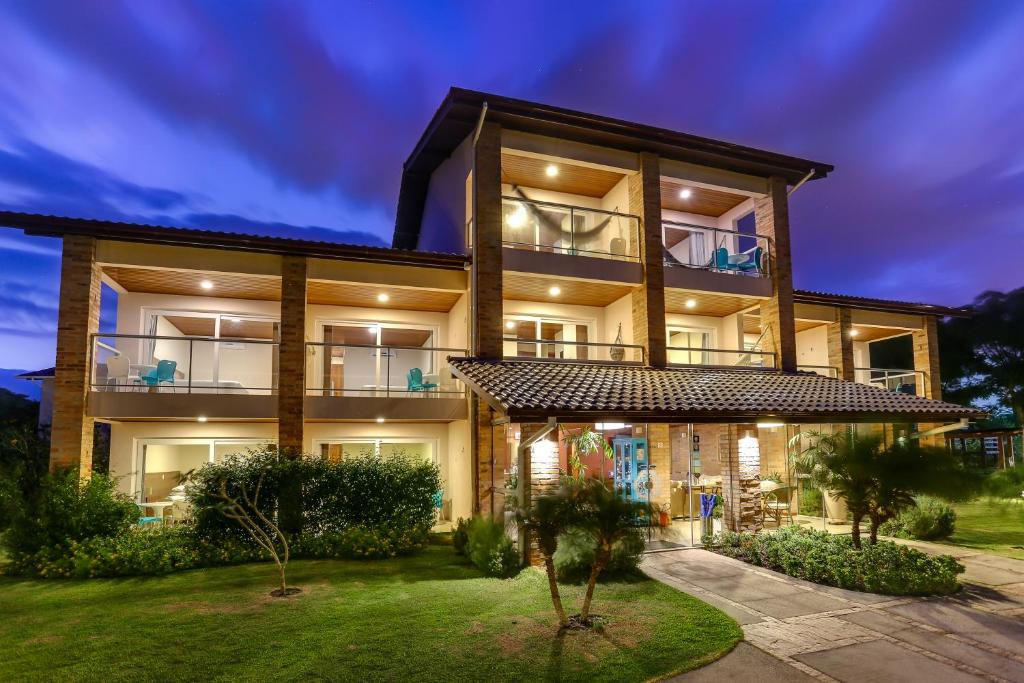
[318,322,437,396]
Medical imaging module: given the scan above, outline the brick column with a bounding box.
[720,424,763,533]
[826,307,855,381]
[471,121,503,359]
[51,235,101,476]
[519,422,559,565]
[628,152,666,367]
[755,177,797,372]
[473,397,503,517]
[913,316,941,400]
[277,256,307,454]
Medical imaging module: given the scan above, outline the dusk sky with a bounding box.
[0,1,1022,374]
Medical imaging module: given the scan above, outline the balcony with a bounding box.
[662,221,773,297]
[503,337,645,364]
[668,346,776,369]
[89,333,278,418]
[305,342,468,420]
[799,365,925,395]
[500,196,643,284]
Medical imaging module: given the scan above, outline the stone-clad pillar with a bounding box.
[755,177,797,372]
[628,152,666,366]
[827,307,855,381]
[51,235,101,476]
[277,256,307,454]
[471,121,503,359]
[913,316,941,400]
[720,424,763,533]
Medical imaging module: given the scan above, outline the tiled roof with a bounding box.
[449,358,984,423]
[793,289,969,317]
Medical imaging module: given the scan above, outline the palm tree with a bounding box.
[791,429,880,549]
[574,479,650,620]
[517,490,578,628]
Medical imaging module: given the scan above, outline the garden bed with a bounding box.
[0,545,741,682]
[707,526,964,596]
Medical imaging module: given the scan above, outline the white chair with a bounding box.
[105,355,134,391]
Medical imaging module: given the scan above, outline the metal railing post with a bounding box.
[187,339,193,394]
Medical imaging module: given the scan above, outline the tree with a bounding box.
[940,287,1024,427]
[208,463,299,597]
[791,430,879,549]
[573,479,650,621]
[517,488,577,628]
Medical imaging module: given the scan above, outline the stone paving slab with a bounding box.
[840,610,1024,682]
[793,639,987,683]
[644,547,1024,682]
[884,600,1024,655]
[667,642,817,682]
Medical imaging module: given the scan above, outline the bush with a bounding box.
[983,467,1024,499]
[709,526,963,596]
[452,517,470,556]
[797,485,823,516]
[1,470,138,560]
[552,526,645,583]
[465,516,520,578]
[188,447,442,540]
[292,526,430,560]
[879,496,956,540]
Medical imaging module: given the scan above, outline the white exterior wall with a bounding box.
[418,133,473,254]
[796,325,829,369]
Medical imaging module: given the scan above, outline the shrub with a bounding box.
[552,526,645,583]
[797,485,823,516]
[292,526,430,560]
[983,467,1024,499]
[465,516,520,578]
[879,496,956,540]
[188,447,442,540]
[452,517,471,556]
[1,470,138,560]
[710,526,963,596]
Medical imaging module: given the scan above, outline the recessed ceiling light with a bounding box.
[506,205,527,229]
[545,164,559,177]
[226,317,240,323]
[548,286,561,296]
[376,417,385,423]
[685,299,697,309]
[199,280,214,290]
[849,329,860,337]
[505,320,516,329]
[377,293,390,303]
[679,188,692,199]
[197,416,207,423]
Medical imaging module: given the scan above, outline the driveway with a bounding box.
[643,548,1024,682]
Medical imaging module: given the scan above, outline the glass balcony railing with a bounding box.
[91,334,278,395]
[502,337,645,363]
[667,347,776,368]
[663,221,771,277]
[501,196,640,261]
[855,367,923,394]
[305,343,468,397]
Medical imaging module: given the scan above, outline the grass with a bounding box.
[939,498,1024,560]
[0,545,741,682]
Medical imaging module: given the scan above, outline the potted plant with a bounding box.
[609,323,625,362]
[657,503,671,527]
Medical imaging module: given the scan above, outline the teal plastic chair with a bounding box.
[407,368,438,392]
[713,247,734,271]
[140,360,177,387]
[138,516,162,525]
[432,490,443,510]
[737,246,764,274]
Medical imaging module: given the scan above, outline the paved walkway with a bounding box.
[644,548,1024,682]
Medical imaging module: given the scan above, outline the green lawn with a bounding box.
[940,498,1024,560]
[0,545,741,682]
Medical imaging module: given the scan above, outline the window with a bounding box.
[502,316,593,360]
[316,321,439,395]
[667,327,712,365]
[316,438,437,464]
[136,438,272,503]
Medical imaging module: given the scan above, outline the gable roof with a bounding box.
[393,87,833,249]
[793,289,970,318]
[449,358,983,424]
[15,367,55,380]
